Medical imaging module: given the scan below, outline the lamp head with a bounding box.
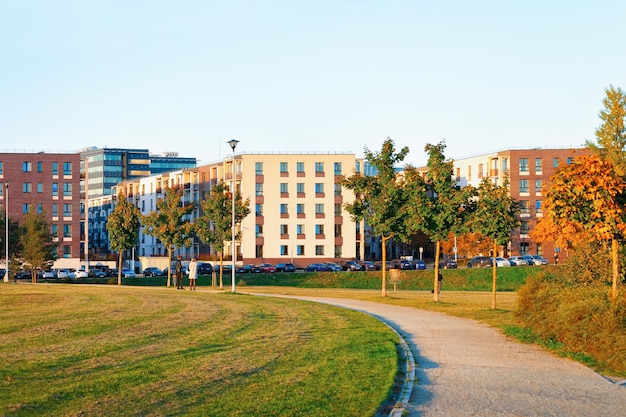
[227,139,239,151]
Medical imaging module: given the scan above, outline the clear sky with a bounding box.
[2,1,625,167]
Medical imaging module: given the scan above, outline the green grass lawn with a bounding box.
[0,285,398,417]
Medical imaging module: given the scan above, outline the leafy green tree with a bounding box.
[142,185,195,287]
[407,141,476,302]
[343,138,414,297]
[20,207,56,283]
[106,192,142,285]
[471,177,520,310]
[195,181,251,289]
[1,210,22,281]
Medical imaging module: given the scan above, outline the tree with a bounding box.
[195,181,250,289]
[142,185,195,287]
[20,207,56,283]
[407,141,475,301]
[1,210,22,281]
[586,85,626,176]
[342,138,413,297]
[534,154,626,301]
[471,177,520,310]
[440,231,491,259]
[106,192,142,285]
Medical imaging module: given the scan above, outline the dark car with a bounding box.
[89,269,107,278]
[414,260,427,270]
[197,262,214,275]
[439,258,458,269]
[275,263,296,272]
[15,270,33,280]
[143,267,164,277]
[466,256,493,268]
[399,260,413,270]
[304,263,330,272]
[359,261,376,271]
[340,260,362,271]
[237,264,253,273]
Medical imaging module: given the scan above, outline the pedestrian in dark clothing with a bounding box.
[175,256,184,289]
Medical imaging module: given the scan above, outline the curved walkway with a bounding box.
[257,295,626,417]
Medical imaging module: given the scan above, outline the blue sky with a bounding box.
[2,1,625,167]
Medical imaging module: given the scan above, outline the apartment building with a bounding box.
[0,152,81,261]
[452,147,591,259]
[110,152,365,268]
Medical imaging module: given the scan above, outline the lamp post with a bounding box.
[227,139,239,293]
[4,182,8,283]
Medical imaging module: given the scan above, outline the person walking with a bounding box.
[188,258,198,291]
[175,256,184,289]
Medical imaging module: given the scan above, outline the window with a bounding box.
[51,224,58,238]
[52,183,58,196]
[63,162,72,176]
[520,200,529,214]
[520,221,530,234]
[315,204,324,214]
[37,161,43,172]
[63,245,71,258]
[553,158,559,168]
[280,245,288,255]
[280,224,288,235]
[280,162,288,173]
[23,161,32,172]
[334,224,342,237]
[315,245,324,255]
[334,245,342,258]
[535,158,542,173]
[315,162,324,173]
[256,224,263,237]
[519,158,529,172]
[355,161,361,173]
[315,183,324,194]
[255,162,263,175]
[63,224,72,238]
[52,162,58,175]
[256,245,264,258]
[280,183,288,194]
[255,183,263,196]
[535,179,543,193]
[520,242,529,256]
[567,157,573,165]
[334,183,342,196]
[334,162,342,175]
[467,166,472,180]
[23,203,31,214]
[23,182,31,193]
[478,163,484,177]
[37,183,43,193]
[0,162,3,175]
[280,204,288,214]
[63,203,72,217]
[296,224,304,235]
[297,162,305,173]
[63,183,72,197]
[519,179,529,193]
[255,204,263,216]
[315,224,324,235]
[535,200,542,214]
[334,203,342,216]
[37,203,43,214]
[297,245,305,255]
[297,204,304,214]
[297,183,305,193]
[52,203,58,217]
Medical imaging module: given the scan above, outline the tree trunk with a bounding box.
[219,251,224,290]
[166,247,172,288]
[433,240,440,302]
[611,237,619,303]
[381,235,388,298]
[491,238,497,310]
[117,252,123,286]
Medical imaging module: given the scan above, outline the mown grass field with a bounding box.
[0,285,398,417]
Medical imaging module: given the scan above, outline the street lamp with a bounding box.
[227,139,239,293]
[4,182,8,283]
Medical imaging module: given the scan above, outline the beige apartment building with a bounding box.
[452,147,591,260]
[111,152,366,269]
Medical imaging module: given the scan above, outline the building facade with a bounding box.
[452,147,591,259]
[0,152,82,262]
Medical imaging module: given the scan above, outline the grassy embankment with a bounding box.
[0,285,398,417]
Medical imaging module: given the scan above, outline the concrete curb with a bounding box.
[380,321,415,417]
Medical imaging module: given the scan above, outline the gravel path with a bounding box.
[265,295,626,417]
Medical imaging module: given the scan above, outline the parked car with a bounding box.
[399,260,414,270]
[325,262,343,271]
[359,261,376,271]
[492,257,511,267]
[439,258,458,269]
[71,269,89,279]
[257,263,276,273]
[340,260,362,271]
[15,270,33,280]
[197,262,214,275]
[529,255,549,265]
[236,264,253,273]
[143,266,164,277]
[507,256,531,266]
[121,268,136,278]
[466,256,493,268]
[414,260,427,270]
[89,269,108,278]
[275,263,296,272]
[304,263,330,272]
[41,269,57,278]
[57,268,75,278]
[0,268,5,278]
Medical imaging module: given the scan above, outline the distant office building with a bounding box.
[80,147,196,199]
[0,152,81,262]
